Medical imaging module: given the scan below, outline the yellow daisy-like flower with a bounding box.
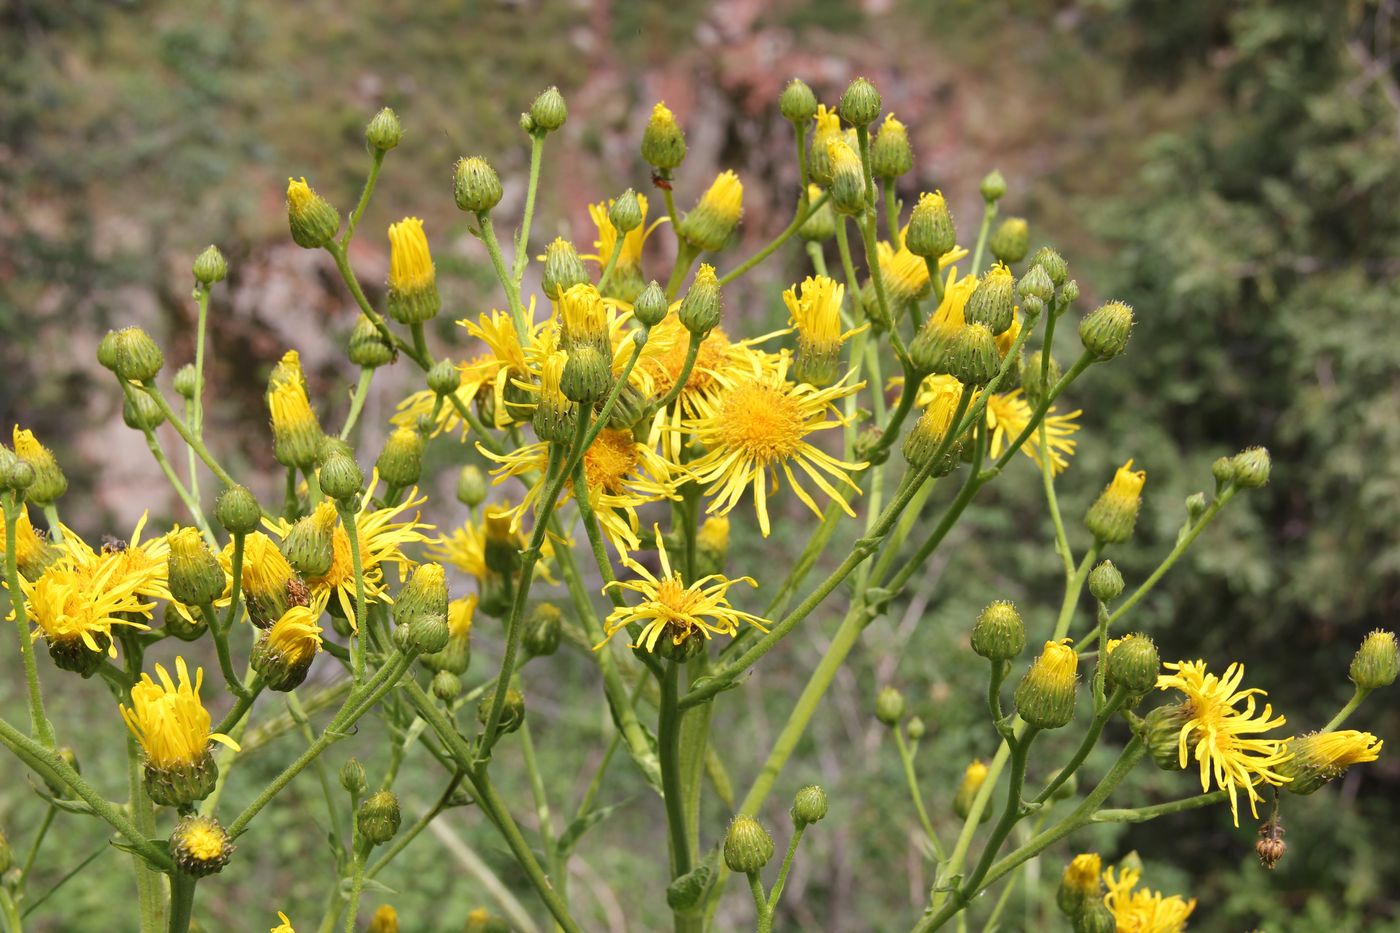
[784,275,865,388]
[58,511,171,602]
[685,353,866,537]
[1102,865,1196,933]
[387,216,435,295]
[264,605,323,667]
[1,503,58,579]
[221,531,296,626]
[1156,660,1292,825]
[598,524,766,652]
[20,558,153,655]
[584,193,666,268]
[874,238,972,307]
[425,505,557,586]
[120,657,239,770]
[448,593,477,638]
[983,389,1081,474]
[391,354,492,438]
[271,911,296,933]
[1279,729,1383,794]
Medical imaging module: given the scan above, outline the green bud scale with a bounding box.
[365,107,403,152]
[874,686,906,726]
[723,815,775,874]
[454,157,504,214]
[358,790,402,846]
[791,784,829,825]
[971,601,1025,662]
[988,217,1029,264]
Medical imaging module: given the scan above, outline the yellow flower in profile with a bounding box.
[266,350,324,468]
[1,503,58,579]
[264,605,323,667]
[599,524,766,652]
[557,282,610,350]
[685,353,866,537]
[387,217,435,294]
[223,531,296,627]
[271,912,296,933]
[984,390,1081,474]
[425,506,557,586]
[1086,458,1147,543]
[1156,660,1292,825]
[1102,865,1196,933]
[21,559,152,659]
[1279,729,1383,794]
[678,170,744,252]
[1061,853,1102,898]
[121,657,239,770]
[784,275,864,388]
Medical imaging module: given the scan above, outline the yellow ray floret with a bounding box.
[21,557,153,653]
[1102,865,1196,933]
[387,216,435,293]
[120,657,239,770]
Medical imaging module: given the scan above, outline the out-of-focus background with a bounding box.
[2,0,1398,930]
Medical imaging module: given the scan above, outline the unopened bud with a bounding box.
[394,563,449,629]
[678,264,723,336]
[907,192,957,260]
[953,761,991,822]
[215,485,262,536]
[104,327,164,383]
[366,107,403,152]
[1017,265,1055,303]
[634,280,670,328]
[609,188,643,234]
[1019,351,1060,407]
[524,603,563,657]
[905,716,925,740]
[779,79,818,124]
[453,157,503,213]
[979,170,1007,203]
[1080,301,1134,361]
[1056,852,1103,919]
[1088,560,1124,602]
[1350,630,1398,690]
[542,237,590,302]
[874,686,906,726]
[871,114,913,178]
[723,816,775,874]
[348,315,395,368]
[357,790,401,846]
[319,452,363,503]
[427,359,461,396]
[172,364,198,401]
[838,76,881,128]
[972,601,1025,662]
[791,785,828,825]
[561,346,613,405]
[529,86,567,133]
[798,185,837,242]
[410,614,451,654]
[11,428,67,507]
[1085,460,1146,544]
[123,388,167,431]
[1106,634,1160,696]
[340,758,367,795]
[1185,491,1208,523]
[432,669,462,702]
[477,687,526,735]
[456,465,488,508]
[1032,246,1068,286]
[949,323,1001,387]
[966,264,1016,335]
[193,245,228,286]
[376,426,424,489]
[1014,640,1079,730]
[167,527,226,607]
[988,217,1029,264]
[641,102,687,170]
[286,177,341,249]
[1231,446,1271,488]
[1073,901,1116,933]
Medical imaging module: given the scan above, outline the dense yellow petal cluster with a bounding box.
[120,657,239,769]
[1103,865,1196,933]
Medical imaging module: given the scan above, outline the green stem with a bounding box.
[1092,789,1226,824]
[956,729,1040,908]
[336,501,371,683]
[766,823,805,925]
[479,212,529,343]
[366,774,463,879]
[1039,419,1074,578]
[664,242,699,299]
[806,241,828,278]
[895,726,946,861]
[324,241,424,367]
[18,803,57,886]
[1033,687,1126,805]
[287,691,347,853]
[339,368,375,440]
[203,603,250,699]
[20,846,106,919]
[127,735,165,933]
[748,872,771,933]
[658,661,692,882]
[342,845,369,933]
[653,333,701,414]
[795,119,811,194]
[970,201,998,276]
[342,149,385,248]
[883,177,902,248]
[1323,686,1370,732]
[167,873,197,933]
[518,716,565,910]
[4,497,54,747]
[513,134,546,288]
[596,237,626,295]
[138,383,256,507]
[717,192,830,287]
[0,889,20,933]
[119,383,214,543]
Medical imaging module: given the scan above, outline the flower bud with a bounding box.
[421,595,475,675]
[193,245,228,286]
[678,172,743,252]
[529,86,567,133]
[966,264,1016,335]
[216,484,262,535]
[104,327,164,383]
[376,426,424,489]
[988,217,1029,264]
[1014,640,1079,730]
[122,388,167,431]
[723,816,774,874]
[1059,278,1080,305]
[286,177,341,249]
[1140,702,1192,771]
[366,107,402,152]
[1087,560,1124,603]
[779,78,818,124]
[1017,265,1055,304]
[827,136,867,216]
[609,188,643,234]
[678,264,723,336]
[953,760,991,822]
[525,603,563,657]
[1079,301,1134,361]
[282,501,338,578]
[395,563,449,629]
[1185,491,1208,523]
[456,465,488,508]
[798,185,837,242]
[453,157,503,213]
[1085,460,1146,544]
[791,785,828,826]
[902,390,968,476]
[386,217,441,325]
[368,905,399,933]
[906,191,956,260]
[1211,456,1236,487]
[542,237,590,302]
[319,451,363,503]
[11,427,67,507]
[1106,634,1160,696]
[171,815,234,877]
[971,601,1025,661]
[267,350,325,469]
[1278,730,1383,795]
[358,790,401,846]
[979,170,1007,203]
[1032,246,1068,286]
[340,758,367,795]
[641,102,686,170]
[464,909,512,933]
[170,365,197,401]
[348,314,395,368]
[1073,901,1116,933]
[483,505,521,576]
[871,114,913,178]
[1350,629,1398,690]
[410,613,451,654]
[1019,351,1060,407]
[167,527,226,607]
[838,76,881,127]
[163,602,207,642]
[432,669,462,703]
[874,686,906,726]
[633,280,670,328]
[695,516,730,578]
[477,687,526,735]
[562,346,613,405]
[949,323,1001,387]
[1056,852,1102,918]
[1231,446,1271,488]
[906,716,925,740]
[251,606,323,691]
[425,360,461,398]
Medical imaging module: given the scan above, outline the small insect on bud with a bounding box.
[394,563,449,630]
[358,790,402,846]
[215,484,261,536]
[723,816,775,874]
[1085,460,1147,544]
[171,815,234,877]
[1231,446,1271,488]
[167,527,226,607]
[319,451,363,503]
[874,686,906,726]
[1351,629,1399,691]
[678,264,723,336]
[11,427,67,507]
[1056,852,1103,919]
[988,217,1029,265]
[966,264,1017,335]
[791,785,829,826]
[678,172,744,252]
[839,76,882,128]
[1019,351,1060,407]
[609,187,643,234]
[432,669,462,702]
[871,114,913,179]
[365,106,403,152]
[906,191,957,260]
[1015,640,1079,730]
[456,465,488,508]
[340,758,367,795]
[979,170,1007,203]
[953,760,992,822]
[368,905,400,933]
[103,327,165,383]
[641,101,687,171]
[542,237,590,302]
[1106,634,1160,696]
[949,323,1001,388]
[1080,301,1135,361]
[529,86,567,133]
[348,314,395,369]
[972,601,1025,662]
[477,687,526,735]
[1017,265,1055,304]
[1279,730,1383,795]
[633,280,670,329]
[453,157,503,214]
[286,177,341,249]
[524,603,563,657]
[1088,560,1124,603]
[779,78,818,124]
[193,244,228,286]
[376,426,424,489]
[798,185,838,242]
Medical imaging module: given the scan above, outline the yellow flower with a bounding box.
[599,524,766,651]
[21,559,152,655]
[121,657,238,770]
[223,531,296,627]
[387,217,435,294]
[267,350,324,468]
[286,178,315,214]
[684,353,866,537]
[1102,865,1196,933]
[58,511,171,602]
[784,275,864,388]
[558,282,610,349]
[1156,660,1292,825]
[983,389,1081,474]
[265,605,323,666]
[1086,458,1148,544]
[1279,729,1383,794]
[678,171,744,251]
[271,912,296,933]
[1061,853,1102,899]
[585,193,664,269]
[448,594,477,638]
[425,505,556,586]
[1,503,57,579]
[876,241,972,307]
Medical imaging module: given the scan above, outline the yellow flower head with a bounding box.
[21,559,152,653]
[918,268,979,343]
[266,605,323,667]
[784,275,859,359]
[426,508,555,586]
[701,171,744,222]
[825,135,861,176]
[180,818,228,861]
[1279,729,1383,794]
[121,657,239,770]
[679,171,744,251]
[387,217,435,294]
[1156,660,1292,824]
[650,101,678,132]
[587,193,659,269]
[271,912,296,933]
[684,353,866,537]
[1033,639,1078,685]
[1062,853,1102,898]
[266,350,323,468]
[558,282,610,349]
[12,426,66,501]
[58,512,171,602]
[1105,459,1147,504]
[983,389,1081,474]
[1,503,56,579]
[232,532,295,606]
[448,593,477,639]
[813,103,841,138]
[286,178,316,213]
[599,524,766,652]
[1103,865,1196,933]
[1086,458,1148,544]
[697,515,729,554]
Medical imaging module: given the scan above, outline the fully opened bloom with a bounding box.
[1156,660,1292,825]
[1102,865,1196,933]
[598,525,766,652]
[59,511,171,602]
[121,658,238,768]
[21,558,153,669]
[685,353,866,537]
[425,506,556,587]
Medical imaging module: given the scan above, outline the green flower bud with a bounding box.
[838,76,881,127]
[779,78,818,124]
[1085,460,1146,544]
[854,425,889,467]
[11,428,67,507]
[798,185,837,242]
[906,191,956,260]
[1014,640,1079,730]
[1185,491,1208,523]
[456,465,488,508]
[172,364,198,401]
[965,264,1016,335]
[1019,351,1060,407]
[634,280,670,328]
[979,170,1007,203]
[167,527,226,607]
[723,816,775,874]
[1231,446,1271,488]
[171,815,234,877]
[609,188,643,234]
[1059,279,1080,305]
[1079,301,1135,361]
[119,386,165,430]
[1032,246,1068,286]
[949,323,1001,387]
[453,157,503,213]
[192,245,228,286]
[286,177,341,249]
[542,237,590,301]
[641,102,687,170]
[432,669,462,702]
[394,563,449,629]
[524,603,563,657]
[162,602,207,642]
[529,86,567,133]
[988,217,1029,264]
[678,264,723,336]
[953,760,992,822]
[561,346,613,405]
[971,601,1025,662]
[365,107,403,152]
[678,171,744,252]
[282,502,338,579]
[348,314,395,368]
[215,485,261,536]
[874,686,906,726]
[1017,265,1055,303]
[1087,560,1124,603]
[906,716,926,740]
[1350,630,1399,690]
[1140,702,1192,771]
[97,329,122,371]
[607,380,651,432]
[319,451,363,503]
[1106,634,1160,696]
[358,790,401,846]
[791,785,828,825]
[410,613,451,654]
[871,114,913,178]
[105,327,164,383]
[340,758,367,795]
[477,687,526,735]
[1074,900,1116,933]
[419,361,459,399]
[376,426,424,489]
[1211,455,1236,487]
